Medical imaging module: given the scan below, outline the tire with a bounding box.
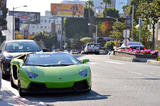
[18,79,25,97]
[2,72,7,80]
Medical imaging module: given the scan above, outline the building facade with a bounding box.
[28,11,62,41]
[155,20,160,49]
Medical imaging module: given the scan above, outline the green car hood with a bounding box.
[21,64,90,83]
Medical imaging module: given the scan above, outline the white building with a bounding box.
[154,20,160,49]
[28,11,62,41]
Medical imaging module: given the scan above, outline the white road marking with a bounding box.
[104,61,125,65]
[88,62,97,65]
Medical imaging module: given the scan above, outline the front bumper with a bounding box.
[21,80,91,93]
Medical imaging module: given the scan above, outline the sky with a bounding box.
[7,0,86,16]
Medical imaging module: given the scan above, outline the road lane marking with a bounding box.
[88,62,97,65]
[104,61,125,65]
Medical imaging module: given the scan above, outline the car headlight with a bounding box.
[79,69,88,77]
[26,71,38,79]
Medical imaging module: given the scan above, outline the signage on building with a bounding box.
[9,11,40,24]
[51,3,84,17]
[126,16,131,28]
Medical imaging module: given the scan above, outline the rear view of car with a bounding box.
[120,42,145,50]
[84,43,100,54]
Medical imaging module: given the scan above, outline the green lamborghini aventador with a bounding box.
[10,52,91,96]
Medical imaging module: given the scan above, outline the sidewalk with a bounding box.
[0,90,19,106]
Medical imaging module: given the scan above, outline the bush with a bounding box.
[104,41,114,50]
[80,37,93,45]
[156,57,160,61]
[157,47,160,51]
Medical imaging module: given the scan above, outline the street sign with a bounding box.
[123,29,130,38]
[139,18,143,27]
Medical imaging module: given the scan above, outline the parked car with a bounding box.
[10,52,91,96]
[99,49,107,55]
[120,42,145,50]
[84,43,100,54]
[0,40,42,79]
[70,49,80,54]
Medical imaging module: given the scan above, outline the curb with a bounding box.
[109,55,156,63]
[109,55,133,62]
[147,60,160,66]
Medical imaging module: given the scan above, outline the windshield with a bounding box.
[5,41,41,52]
[25,53,81,66]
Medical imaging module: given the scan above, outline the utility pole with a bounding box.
[131,5,134,41]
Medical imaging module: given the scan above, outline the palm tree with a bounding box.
[102,0,112,8]
[85,0,94,19]
[85,0,94,9]
[101,0,112,17]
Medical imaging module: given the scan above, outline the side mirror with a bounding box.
[12,61,20,65]
[12,59,23,66]
[82,59,89,64]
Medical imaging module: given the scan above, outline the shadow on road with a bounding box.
[141,78,160,80]
[22,90,110,104]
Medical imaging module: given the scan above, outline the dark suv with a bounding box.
[0,40,42,79]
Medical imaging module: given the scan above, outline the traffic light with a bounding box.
[15,18,20,31]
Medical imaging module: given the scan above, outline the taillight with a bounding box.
[144,48,146,50]
[129,47,132,50]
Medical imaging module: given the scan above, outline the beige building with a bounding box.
[155,20,160,49]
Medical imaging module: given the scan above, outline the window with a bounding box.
[45,26,47,29]
[32,26,35,28]
[45,20,47,23]
[41,26,43,28]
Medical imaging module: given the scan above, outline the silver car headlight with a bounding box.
[26,71,38,79]
[79,69,88,77]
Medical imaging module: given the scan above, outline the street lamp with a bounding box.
[12,5,27,40]
[88,23,98,43]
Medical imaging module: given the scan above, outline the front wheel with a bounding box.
[18,79,25,97]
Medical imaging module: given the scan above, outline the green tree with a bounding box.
[103,8,119,19]
[33,32,57,50]
[85,0,94,19]
[110,21,126,41]
[102,0,111,8]
[104,41,114,50]
[80,37,93,45]
[101,0,112,17]
[136,0,160,49]
[64,18,89,38]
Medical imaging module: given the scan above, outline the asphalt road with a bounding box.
[1,54,160,106]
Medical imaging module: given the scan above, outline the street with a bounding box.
[0,55,160,106]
